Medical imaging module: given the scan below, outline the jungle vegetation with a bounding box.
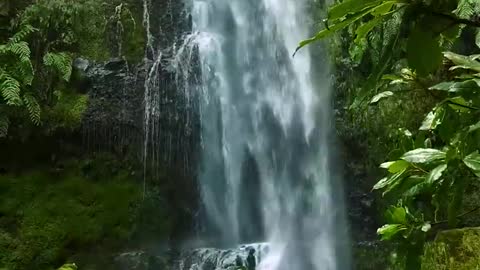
[300,0,480,269]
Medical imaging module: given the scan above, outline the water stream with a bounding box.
[192,0,350,269]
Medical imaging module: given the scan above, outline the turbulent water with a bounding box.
[191,0,350,269]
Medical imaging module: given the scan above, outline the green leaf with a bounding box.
[407,27,442,76]
[328,0,382,22]
[468,121,480,133]
[370,91,394,104]
[448,96,472,112]
[419,107,445,131]
[296,1,400,54]
[58,263,78,270]
[401,148,446,164]
[373,168,407,190]
[463,151,480,177]
[385,206,407,224]
[403,177,429,198]
[355,17,383,44]
[430,79,480,93]
[377,224,407,240]
[426,164,448,184]
[444,52,480,73]
[371,1,396,16]
[381,160,410,173]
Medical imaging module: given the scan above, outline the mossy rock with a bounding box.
[422,227,480,270]
[0,164,142,270]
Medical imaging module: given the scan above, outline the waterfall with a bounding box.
[192,0,350,269]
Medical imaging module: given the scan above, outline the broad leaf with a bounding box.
[463,151,480,177]
[468,121,480,133]
[448,96,472,112]
[355,16,383,44]
[296,8,373,53]
[444,52,480,73]
[419,107,444,131]
[430,79,480,93]
[401,148,446,164]
[328,0,382,21]
[426,164,448,184]
[373,168,407,190]
[407,27,442,76]
[403,178,429,198]
[381,160,410,173]
[377,224,407,240]
[370,91,394,104]
[385,206,407,224]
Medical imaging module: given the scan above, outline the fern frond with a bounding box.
[16,60,34,86]
[23,93,41,125]
[9,24,37,44]
[43,52,73,81]
[8,41,31,63]
[456,0,480,19]
[0,115,9,138]
[0,72,22,106]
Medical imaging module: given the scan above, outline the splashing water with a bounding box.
[191,0,350,269]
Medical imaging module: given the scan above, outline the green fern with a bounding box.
[0,115,8,138]
[23,93,41,125]
[43,52,73,81]
[8,24,37,44]
[0,72,22,106]
[455,0,480,19]
[8,41,31,63]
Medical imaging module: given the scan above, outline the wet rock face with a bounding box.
[78,58,145,156]
[174,243,269,270]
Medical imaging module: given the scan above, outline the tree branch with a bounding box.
[432,207,480,226]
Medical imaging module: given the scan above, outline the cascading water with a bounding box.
[191,0,350,269]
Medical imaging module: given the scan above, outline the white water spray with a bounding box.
[192,0,349,269]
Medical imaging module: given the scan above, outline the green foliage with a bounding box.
[43,53,73,82]
[0,164,141,270]
[0,0,146,137]
[58,263,78,270]
[311,0,480,268]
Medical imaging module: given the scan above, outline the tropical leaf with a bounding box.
[377,224,407,240]
[401,148,446,164]
[463,151,480,177]
[419,107,445,131]
[444,52,480,72]
[328,0,383,21]
[426,164,448,184]
[370,91,394,104]
[429,79,480,93]
[373,168,407,191]
[380,160,410,173]
[385,206,407,224]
